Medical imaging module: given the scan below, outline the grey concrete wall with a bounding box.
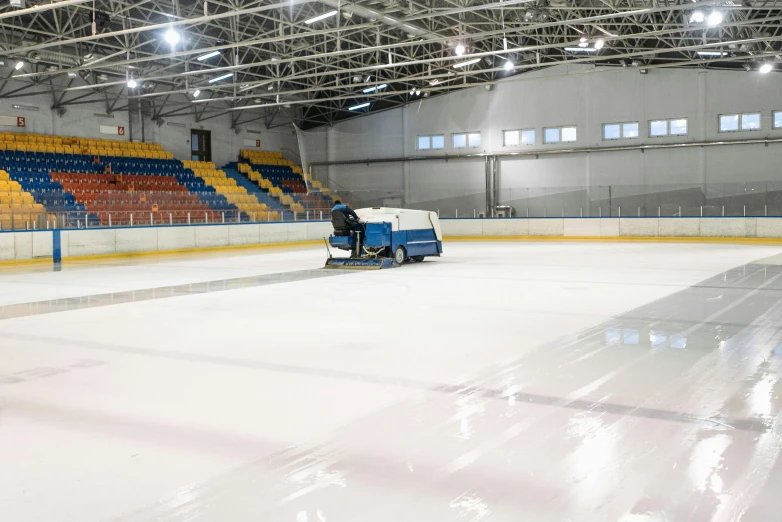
[299,64,782,215]
[0,90,299,168]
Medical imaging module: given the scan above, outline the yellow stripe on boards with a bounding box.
[443,235,782,245]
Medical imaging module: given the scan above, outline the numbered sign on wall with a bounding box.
[243,139,261,148]
[100,125,125,136]
[0,115,25,127]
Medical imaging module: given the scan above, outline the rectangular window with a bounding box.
[649,120,667,137]
[719,114,739,132]
[720,112,760,132]
[741,113,761,130]
[561,126,577,142]
[669,118,687,135]
[543,126,576,144]
[453,132,480,148]
[603,123,621,140]
[622,122,639,138]
[543,127,560,144]
[417,135,444,150]
[774,111,782,129]
[503,129,535,146]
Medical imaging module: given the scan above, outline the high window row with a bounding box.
[417,111,782,151]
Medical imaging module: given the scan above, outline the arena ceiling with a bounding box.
[1,0,781,130]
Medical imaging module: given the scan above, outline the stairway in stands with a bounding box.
[222,163,285,210]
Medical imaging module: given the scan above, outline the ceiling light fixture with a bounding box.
[707,11,723,26]
[453,58,481,68]
[455,43,465,56]
[594,39,605,50]
[760,63,773,73]
[415,89,421,95]
[197,51,221,61]
[697,51,728,56]
[565,47,598,53]
[304,10,338,24]
[208,73,233,83]
[127,78,138,88]
[164,27,180,46]
[362,84,387,93]
[348,102,370,111]
[14,60,24,70]
[193,89,201,98]
[504,60,514,71]
[690,10,705,23]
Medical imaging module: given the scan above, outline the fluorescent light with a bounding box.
[362,84,387,93]
[565,47,598,53]
[453,58,480,68]
[164,27,180,46]
[594,39,605,50]
[504,60,514,71]
[707,11,723,26]
[690,10,705,23]
[697,51,727,57]
[304,10,338,24]
[67,71,78,78]
[14,60,24,70]
[348,102,370,111]
[578,41,589,48]
[455,43,465,56]
[193,89,201,98]
[127,78,138,88]
[197,51,221,61]
[760,63,773,73]
[208,73,233,83]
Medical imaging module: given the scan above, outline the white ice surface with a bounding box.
[0,241,780,522]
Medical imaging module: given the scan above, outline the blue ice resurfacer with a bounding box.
[325,207,443,269]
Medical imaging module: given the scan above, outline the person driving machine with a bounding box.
[330,201,363,235]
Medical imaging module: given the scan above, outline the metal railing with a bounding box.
[0,208,335,231]
[328,181,782,219]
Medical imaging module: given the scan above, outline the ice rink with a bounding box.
[2,241,782,522]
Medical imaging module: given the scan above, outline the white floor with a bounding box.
[1,241,781,522]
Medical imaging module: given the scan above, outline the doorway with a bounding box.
[191,129,211,162]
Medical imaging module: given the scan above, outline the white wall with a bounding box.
[0,88,299,168]
[0,222,332,263]
[4,218,782,263]
[299,64,782,213]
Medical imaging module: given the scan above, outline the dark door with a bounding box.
[191,129,211,162]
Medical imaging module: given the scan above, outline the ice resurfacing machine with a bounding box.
[325,207,443,269]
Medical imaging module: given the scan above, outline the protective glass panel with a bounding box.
[452,134,467,148]
[622,122,639,138]
[603,124,621,140]
[520,129,535,145]
[417,136,430,150]
[741,113,761,130]
[720,114,739,132]
[669,119,687,135]
[544,127,560,143]
[503,130,520,146]
[431,135,444,149]
[468,132,481,147]
[775,111,782,129]
[649,120,667,136]
[561,126,577,142]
